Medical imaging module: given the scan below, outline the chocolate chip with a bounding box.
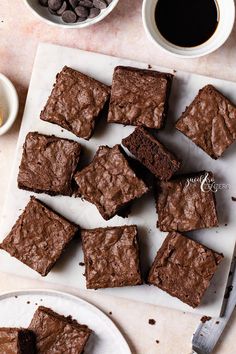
[57,1,67,15]
[62,10,77,22]
[39,0,48,6]
[48,0,62,11]
[89,7,100,18]
[75,5,89,17]
[79,0,93,7]
[69,0,79,8]
[77,16,87,22]
[93,0,107,9]
[48,7,59,15]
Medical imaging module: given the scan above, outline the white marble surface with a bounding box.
[1,1,236,353]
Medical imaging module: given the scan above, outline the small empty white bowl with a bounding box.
[23,0,120,29]
[0,73,19,136]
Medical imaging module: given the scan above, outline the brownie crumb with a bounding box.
[225,223,228,226]
[148,319,156,325]
[231,197,236,202]
[216,321,220,324]
[148,64,152,69]
[201,316,212,323]
[40,299,43,302]
[14,296,18,299]
[156,340,160,344]
[224,285,233,299]
[27,301,30,304]
[79,262,85,266]
[109,311,112,315]
[35,303,38,306]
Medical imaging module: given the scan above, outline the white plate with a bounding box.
[0,43,236,317]
[0,289,131,354]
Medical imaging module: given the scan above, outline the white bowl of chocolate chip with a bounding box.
[23,0,119,28]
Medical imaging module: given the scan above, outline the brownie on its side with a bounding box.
[74,144,148,220]
[17,132,81,196]
[148,232,223,308]
[176,85,236,159]
[40,66,110,140]
[0,328,36,353]
[108,66,173,129]
[29,306,91,354]
[81,225,142,289]
[122,127,181,180]
[156,171,218,232]
[0,196,78,276]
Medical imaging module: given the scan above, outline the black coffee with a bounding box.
[155,0,219,48]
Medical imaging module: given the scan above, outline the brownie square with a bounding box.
[74,144,148,220]
[17,132,81,196]
[0,196,78,276]
[29,306,91,354]
[156,171,218,232]
[122,127,181,180]
[81,225,142,289]
[0,328,36,354]
[148,232,223,308]
[40,66,110,140]
[108,66,173,129]
[176,85,236,159]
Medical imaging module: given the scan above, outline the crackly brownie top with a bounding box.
[122,127,181,180]
[108,66,173,129]
[29,306,91,354]
[148,232,223,308]
[0,197,78,276]
[0,328,35,354]
[40,66,110,140]
[157,171,218,232]
[75,144,148,220]
[176,85,236,159]
[17,132,81,196]
[81,225,142,289]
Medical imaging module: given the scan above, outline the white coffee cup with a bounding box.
[142,0,235,58]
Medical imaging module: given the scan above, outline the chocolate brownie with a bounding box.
[156,171,218,232]
[0,196,78,276]
[108,66,173,129]
[0,328,36,353]
[122,127,181,180]
[176,85,236,159]
[81,225,142,289]
[40,66,110,140]
[17,132,81,196]
[148,232,223,308]
[74,144,148,220]
[29,306,91,354]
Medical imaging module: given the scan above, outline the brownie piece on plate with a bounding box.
[122,127,181,180]
[74,144,148,220]
[176,85,236,159]
[148,232,223,308]
[0,196,78,276]
[17,132,81,196]
[40,66,110,140]
[0,328,36,353]
[108,66,173,129]
[81,225,142,289]
[156,171,218,232]
[29,306,91,354]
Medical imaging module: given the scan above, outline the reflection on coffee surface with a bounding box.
[155,0,219,47]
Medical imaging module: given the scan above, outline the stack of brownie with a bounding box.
[0,306,92,354]
[2,62,236,311]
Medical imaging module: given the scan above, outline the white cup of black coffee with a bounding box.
[142,0,235,58]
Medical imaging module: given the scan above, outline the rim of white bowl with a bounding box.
[0,73,19,136]
[23,0,120,29]
[142,0,235,59]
